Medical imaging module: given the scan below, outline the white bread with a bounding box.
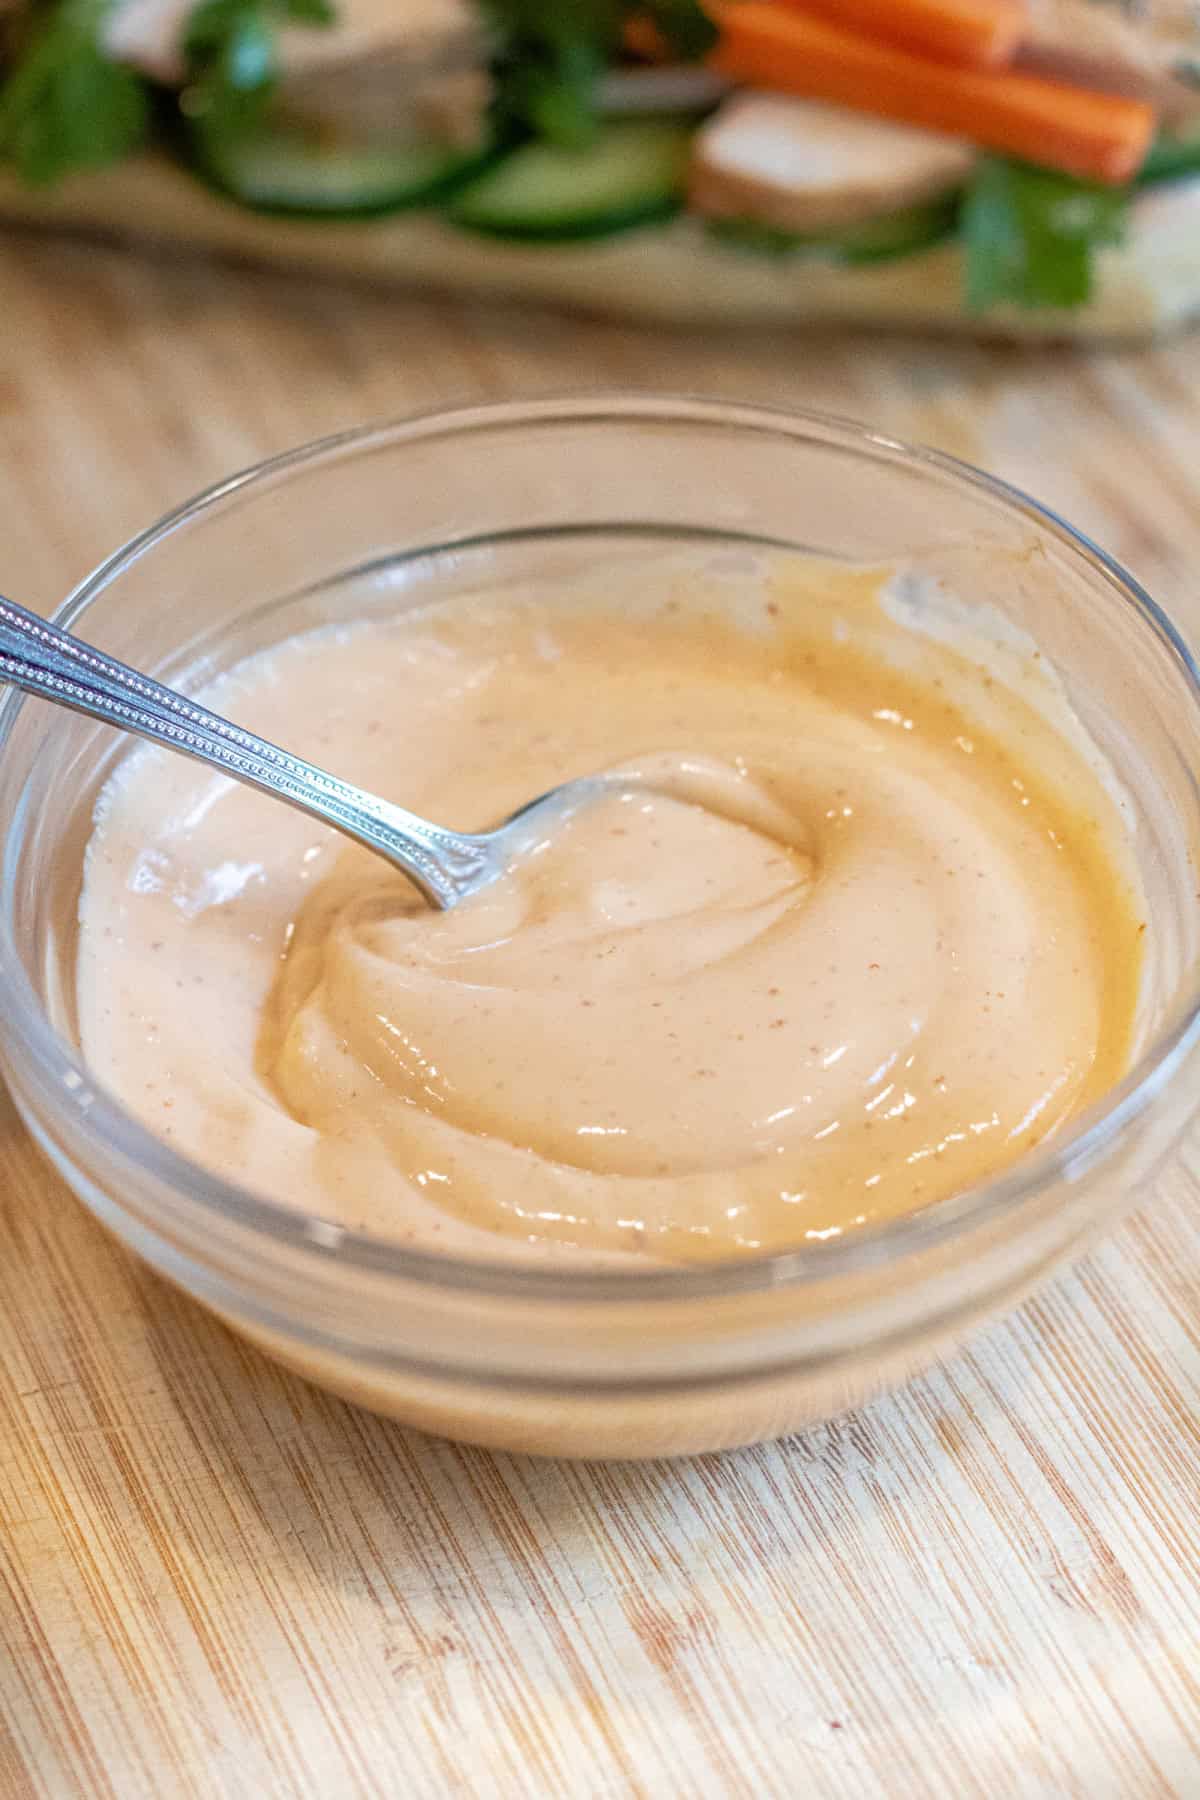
[1,151,1199,340]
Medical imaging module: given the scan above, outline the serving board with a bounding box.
[1,229,1199,1798]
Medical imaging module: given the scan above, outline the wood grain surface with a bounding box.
[1,229,1200,1799]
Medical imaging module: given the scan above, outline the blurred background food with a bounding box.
[1,0,1200,330]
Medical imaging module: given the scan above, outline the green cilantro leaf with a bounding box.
[484,1,623,147]
[961,155,1129,312]
[0,0,149,186]
[494,35,607,148]
[484,1,716,147]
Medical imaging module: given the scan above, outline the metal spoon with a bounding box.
[0,596,617,910]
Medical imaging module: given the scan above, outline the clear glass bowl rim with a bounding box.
[3,392,1200,1307]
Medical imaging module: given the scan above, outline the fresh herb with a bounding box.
[492,37,610,150]
[0,0,150,185]
[184,0,333,139]
[961,155,1129,312]
[486,0,715,148]
[484,1,621,147]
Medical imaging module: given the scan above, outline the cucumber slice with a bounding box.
[707,196,959,266]
[190,119,501,218]
[446,117,692,241]
[833,195,959,264]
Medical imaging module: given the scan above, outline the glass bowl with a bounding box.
[2,396,1199,1461]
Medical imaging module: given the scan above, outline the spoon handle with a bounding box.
[0,596,482,907]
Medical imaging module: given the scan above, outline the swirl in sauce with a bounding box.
[77,560,1143,1265]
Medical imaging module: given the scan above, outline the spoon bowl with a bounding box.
[0,594,623,910]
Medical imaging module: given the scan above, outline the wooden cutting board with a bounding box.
[2,230,1199,1799]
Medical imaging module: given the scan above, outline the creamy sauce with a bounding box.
[77,560,1143,1266]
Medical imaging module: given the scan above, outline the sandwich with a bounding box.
[0,0,1199,338]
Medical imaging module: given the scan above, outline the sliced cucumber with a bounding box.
[831,195,960,264]
[446,117,692,241]
[707,196,959,266]
[190,118,501,218]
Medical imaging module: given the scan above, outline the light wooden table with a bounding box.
[2,232,1200,1800]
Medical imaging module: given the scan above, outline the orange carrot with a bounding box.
[781,0,1027,69]
[710,5,1155,184]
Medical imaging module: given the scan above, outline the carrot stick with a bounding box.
[780,0,1027,69]
[710,5,1156,184]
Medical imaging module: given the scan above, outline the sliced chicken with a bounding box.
[102,0,492,148]
[279,0,485,77]
[1017,0,1200,126]
[690,94,973,235]
[281,0,491,148]
[104,0,484,80]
